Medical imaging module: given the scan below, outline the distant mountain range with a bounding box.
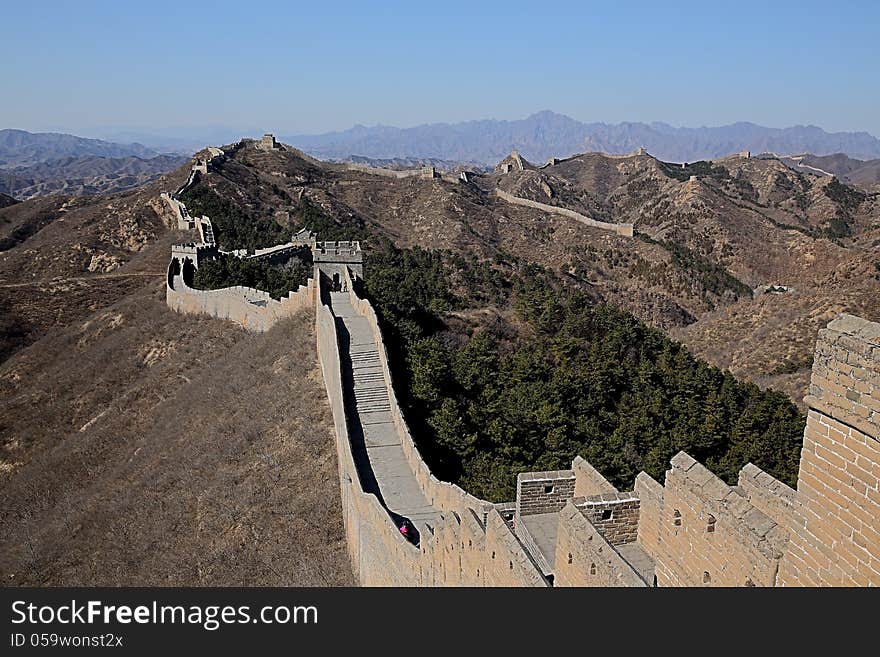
[283,111,880,165]
[0,129,163,168]
[0,130,186,199]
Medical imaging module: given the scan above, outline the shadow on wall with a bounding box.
[167,258,180,289]
[182,258,195,287]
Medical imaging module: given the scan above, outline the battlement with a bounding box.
[313,240,362,257]
[170,242,218,268]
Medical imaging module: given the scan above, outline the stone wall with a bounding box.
[495,188,634,237]
[315,296,423,584]
[343,163,427,180]
[161,192,193,230]
[516,470,576,517]
[777,411,880,585]
[166,262,315,333]
[805,314,880,440]
[775,314,880,585]
[634,472,664,561]
[341,268,492,519]
[318,269,547,586]
[653,453,788,587]
[553,501,647,587]
[171,243,218,268]
[573,455,618,497]
[576,493,640,546]
[738,463,798,530]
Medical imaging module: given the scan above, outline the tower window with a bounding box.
[544,485,554,494]
[590,563,597,575]
[673,509,682,527]
[601,509,613,521]
[707,514,716,533]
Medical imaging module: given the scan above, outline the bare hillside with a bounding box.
[0,295,352,585]
[0,164,353,586]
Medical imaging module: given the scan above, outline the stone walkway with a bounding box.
[329,292,441,542]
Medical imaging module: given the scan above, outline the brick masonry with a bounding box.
[516,471,576,517]
[576,494,640,546]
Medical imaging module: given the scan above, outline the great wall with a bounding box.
[494,149,634,237]
[494,188,634,238]
[163,137,880,586]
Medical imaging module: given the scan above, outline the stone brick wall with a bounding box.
[495,188,634,237]
[737,463,798,531]
[161,192,193,230]
[573,455,618,497]
[343,162,426,180]
[634,472,664,561]
[516,470,576,517]
[576,493,640,546]
[316,291,427,585]
[654,453,788,587]
[778,410,880,585]
[166,261,315,333]
[316,271,547,586]
[553,502,647,587]
[805,314,880,441]
[776,314,880,586]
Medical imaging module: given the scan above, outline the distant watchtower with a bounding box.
[258,133,278,150]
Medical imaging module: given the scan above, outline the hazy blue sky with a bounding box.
[3,0,878,139]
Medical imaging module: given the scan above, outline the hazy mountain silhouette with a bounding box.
[284,111,880,164]
[0,129,160,168]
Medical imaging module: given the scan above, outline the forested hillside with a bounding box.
[361,246,804,501]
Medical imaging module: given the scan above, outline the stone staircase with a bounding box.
[328,292,441,541]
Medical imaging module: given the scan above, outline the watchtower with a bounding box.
[258,133,278,150]
[313,240,364,291]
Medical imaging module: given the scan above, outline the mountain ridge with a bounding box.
[0,130,188,199]
[284,111,880,165]
[0,129,165,167]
